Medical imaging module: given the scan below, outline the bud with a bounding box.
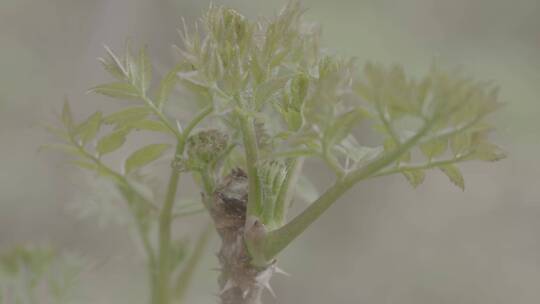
[186,129,229,169]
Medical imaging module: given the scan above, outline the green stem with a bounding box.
[174,224,213,302]
[375,99,400,143]
[239,115,263,217]
[373,152,473,177]
[263,119,436,259]
[181,105,214,142]
[141,95,181,139]
[156,157,181,304]
[154,105,214,304]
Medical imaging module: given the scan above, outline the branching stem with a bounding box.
[263,118,437,259]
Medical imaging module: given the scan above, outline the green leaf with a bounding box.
[99,58,125,81]
[125,119,171,133]
[324,108,367,146]
[439,164,465,190]
[75,111,102,145]
[420,138,447,159]
[255,76,289,106]
[124,39,137,81]
[450,132,470,156]
[90,82,141,100]
[402,169,425,188]
[103,107,151,126]
[156,66,180,106]
[138,46,152,93]
[102,45,127,79]
[291,73,309,106]
[97,130,127,155]
[469,143,506,162]
[177,71,210,88]
[124,144,171,174]
[61,98,73,130]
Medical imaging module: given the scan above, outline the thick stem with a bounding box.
[211,169,275,304]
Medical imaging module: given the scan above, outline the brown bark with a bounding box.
[210,169,274,304]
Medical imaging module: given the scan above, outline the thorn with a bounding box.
[220,279,235,295]
[255,268,276,298]
[273,266,291,277]
[262,281,276,298]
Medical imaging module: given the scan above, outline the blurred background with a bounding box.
[1,0,539,303]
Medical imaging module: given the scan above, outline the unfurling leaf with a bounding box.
[124,144,171,174]
[75,111,102,145]
[402,169,426,188]
[439,164,465,190]
[90,82,141,100]
[97,130,127,155]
